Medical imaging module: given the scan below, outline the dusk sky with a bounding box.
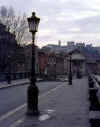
[1,0,100,47]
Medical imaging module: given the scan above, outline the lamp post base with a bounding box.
[27,84,40,116]
[68,74,72,85]
[69,80,72,85]
[26,109,40,116]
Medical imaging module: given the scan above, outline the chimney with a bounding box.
[58,40,61,46]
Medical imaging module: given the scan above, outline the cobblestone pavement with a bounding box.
[12,77,90,127]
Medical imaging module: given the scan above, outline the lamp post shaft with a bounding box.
[69,56,71,74]
[7,56,11,84]
[30,32,36,85]
[27,32,39,116]
[68,55,72,85]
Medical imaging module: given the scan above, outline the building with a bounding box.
[67,49,86,77]
[38,51,46,77]
[56,53,65,75]
[46,52,56,79]
[67,41,75,47]
[0,23,17,73]
[40,41,100,78]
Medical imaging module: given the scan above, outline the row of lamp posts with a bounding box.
[5,11,73,116]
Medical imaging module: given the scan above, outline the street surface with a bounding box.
[0,81,61,121]
[0,77,91,127]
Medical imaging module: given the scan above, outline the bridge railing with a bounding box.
[88,74,100,110]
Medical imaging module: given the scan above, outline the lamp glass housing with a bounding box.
[27,12,40,33]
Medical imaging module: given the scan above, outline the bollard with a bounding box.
[89,80,94,88]
[90,119,100,127]
[89,88,100,110]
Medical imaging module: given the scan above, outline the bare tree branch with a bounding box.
[0,6,28,45]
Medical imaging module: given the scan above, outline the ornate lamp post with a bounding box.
[27,12,40,116]
[68,54,72,85]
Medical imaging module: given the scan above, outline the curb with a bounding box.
[0,81,30,89]
[0,79,67,89]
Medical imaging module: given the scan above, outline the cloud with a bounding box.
[75,15,100,33]
[38,29,57,37]
[1,0,100,46]
[68,28,80,32]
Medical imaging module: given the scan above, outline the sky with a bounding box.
[0,0,100,47]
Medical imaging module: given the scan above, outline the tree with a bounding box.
[0,6,28,45]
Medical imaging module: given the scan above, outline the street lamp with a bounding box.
[7,55,11,84]
[27,12,40,116]
[68,54,72,85]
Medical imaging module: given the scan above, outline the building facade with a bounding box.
[0,23,17,73]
